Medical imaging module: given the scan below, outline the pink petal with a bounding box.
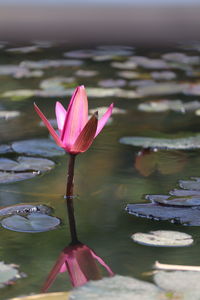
[34,103,64,148]
[70,112,98,154]
[95,103,114,137]
[61,86,88,147]
[41,252,67,292]
[91,250,114,276]
[55,101,67,131]
[66,252,88,287]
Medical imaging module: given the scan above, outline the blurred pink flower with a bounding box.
[41,243,114,292]
[34,86,113,154]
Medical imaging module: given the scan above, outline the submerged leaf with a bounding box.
[132,230,193,247]
[1,213,60,233]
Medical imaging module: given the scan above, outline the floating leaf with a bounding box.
[12,139,65,157]
[2,89,35,101]
[0,172,36,184]
[169,189,200,197]
[126,203,200,226]
[154,270,200,293]
[6,46,40,54]
[117,71,139,79]
[130,56,169,69]
[1,213,60,233]
[20,59,83,69]
[148,194,200,207]
[0,145,13,154]
[0,261,21,288]
[138,99,200,113]
[70,275,161,300]
[136,83,189,97]
[179,178,200,190]
[111,61,137,70]
[150,71,176,80]
[162,52,200,65]
[0,111,20,120]
[0,204,52,217]
[10,292,70,300]
[0,157,54,172]
[98,79,126,88]
[120,135,200,150]
[132,230,193,247]
[129,80,155,87]
[40,77,76,91]
[75,70,98,77]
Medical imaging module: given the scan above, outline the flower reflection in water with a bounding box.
[42,242,114,292]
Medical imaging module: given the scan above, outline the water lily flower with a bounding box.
[34,86,113,154]
[41,243,114,292]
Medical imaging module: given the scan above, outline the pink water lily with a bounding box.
[41,243,114,292]
[34,86,113,154]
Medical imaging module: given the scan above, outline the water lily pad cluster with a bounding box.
[126,177,200,226]
[0,139,64,184]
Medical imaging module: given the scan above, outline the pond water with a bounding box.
[1,42,200,299]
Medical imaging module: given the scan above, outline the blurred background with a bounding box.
[0,0,200,46]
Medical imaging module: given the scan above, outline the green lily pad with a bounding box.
[132,230,193,247]
[169,189,200,197]
[12,139,65,157]
[117,71,139,79]
[1,213,60,233]
[75,69,98,77]
[162,52,200,64]
[179,178,200,190]
[0,145,13,154]
[119,135,200,150]
[111,61,137,70]
[130,56,169,69]
[136,83,189,97]
[70,275,161,300]
[2,89,35,101]
[0,261,21,288]
[148,194,200,207]
[40,77,76,91]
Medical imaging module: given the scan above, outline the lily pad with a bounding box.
[136,83,189,97]
[0,156,54,172]
[0,65,28,76]
[2,89,35,101]
[69,275,161,300]
[111,61,137,70]
[0,204,52,217]
[119,135,200,150]
[138,99,200,113]
[98,79,126,88]
[129,80,155,87]
[131,230,193,247]
[150,71,176,80]
[126,203,200,226]
[75,69,98,77]
[0,110,20,120]
[130,56,169,69]
[162,52,200,65]
[10,292,70,300]
[154,270,200,292]
[169,189,200,197]
[148,194,200,207]
[0,172,36,184]
[40,77,76,91]
[0,145,13,154]
[179,178,200,190]
[12,139,65,157]
[117,71,139,79]
[6,46,40,53]
[0,261,21,288]
[1,213,60,233]
[20,59,83,69]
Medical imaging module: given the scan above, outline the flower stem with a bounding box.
[65,154,79,244]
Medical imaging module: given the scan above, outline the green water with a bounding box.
[1,44,200,299]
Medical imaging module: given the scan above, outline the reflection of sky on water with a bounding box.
[0,0,200,4]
